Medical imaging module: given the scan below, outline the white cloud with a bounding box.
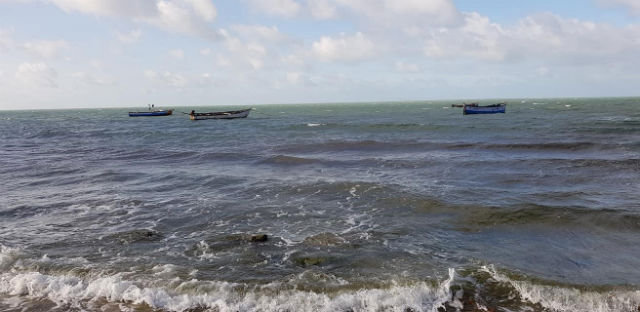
[248,58,263,70]
[247,0,300,18]
[72,71,115,85]
[312,32,374,62]
[326,0,461,26]
[144,70,188,88]
[216,54,231,67]
[601,0,640,15]
[0,29,14,52]
[286,71,301,84]
[214,25,297,72]
[536,66,550,77]
[308,0,337,20]
[44,0,219,40]
[44,0,156,18]
[281,54,305,67]
[169,49,184,59]
[15,62,58,88]
[512,14,640,62]
[220,34,271,70]
[383,0,459,21]
[183,0,217,21]
[149,1,218,40]
[231,25,288,42]
[422,12,640,64]
[23,39,69,58]
[395,61,420,72]
[3,0,640,108]
[116,29,142,43]
[196,72,212,86]
[424,12,506,61]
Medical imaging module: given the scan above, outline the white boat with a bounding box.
[189,109,251,120]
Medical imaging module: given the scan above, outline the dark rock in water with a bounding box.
[294,256,326,267]
[185,233,271,258]
[224,233,269,243]
[107,229,162,244]
[302,232,344,246]
[250,234,268,242]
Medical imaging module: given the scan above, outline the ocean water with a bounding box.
[1,98,639,312]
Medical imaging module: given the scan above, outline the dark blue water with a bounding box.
[1,98,639,311]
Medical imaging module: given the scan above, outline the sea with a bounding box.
[1,98,639,312]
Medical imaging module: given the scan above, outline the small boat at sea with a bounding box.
[189,108,251,120]
[129,104,173,117]
[463,103,506,115]
[128,110,173,117]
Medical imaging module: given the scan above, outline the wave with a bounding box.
[274,139,623,155]
[477,265,640,312]
[452,141,611,152]
[3,244,640,312]
[382,192,640,232]
[285,122,438,132]
[456,204,640,232]
[2,260,640,311]
[0,246,23,271]
[0,269,456,312]
[258,155,321,166]
[274,140,439,154]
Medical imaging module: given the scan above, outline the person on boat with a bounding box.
[190,110,195,117]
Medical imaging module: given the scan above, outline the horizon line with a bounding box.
[1,95,638,112]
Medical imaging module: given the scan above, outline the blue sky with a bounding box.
[0,0,639,109]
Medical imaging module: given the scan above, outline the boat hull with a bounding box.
[463,105,506,115]
[129,110,173,117]
[190,109,251,120]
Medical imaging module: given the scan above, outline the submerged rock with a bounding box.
[107,229,162,244]
[294,256,326,267]
[250,234,268,242]
[302,232,344,246]
[224,233,269,243]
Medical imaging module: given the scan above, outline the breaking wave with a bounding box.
[0,269,456,312]
[480,266,640,312]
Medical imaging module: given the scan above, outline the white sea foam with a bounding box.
[194,240,218,260]
[0,245,23,271]
[0,269,457,312]
[151,264,179,277]
[483,265,640,312]
[307,123,325,127]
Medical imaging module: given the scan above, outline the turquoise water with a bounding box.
[1,98,639,311]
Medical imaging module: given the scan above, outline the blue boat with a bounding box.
[463,103,506,115]
[128,109,173,117]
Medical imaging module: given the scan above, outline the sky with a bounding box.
[0,0,639,109]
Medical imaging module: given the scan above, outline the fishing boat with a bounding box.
[128,109,173,117]
[463,103,506,115]
[189,108,251,120]
[129,104,174,117]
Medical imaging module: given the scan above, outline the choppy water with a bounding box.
[1,98,640,312]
